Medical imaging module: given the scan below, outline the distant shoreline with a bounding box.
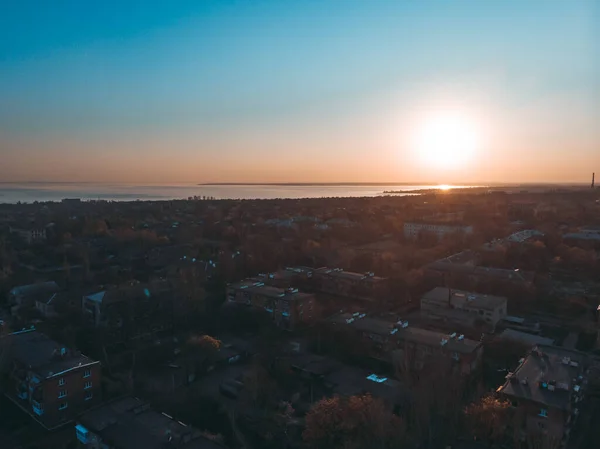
[198,182,468,187]
[198,182,586,187]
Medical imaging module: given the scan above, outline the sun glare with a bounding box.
[413,113,479,169]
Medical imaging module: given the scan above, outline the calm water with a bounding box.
[0,183,468,203]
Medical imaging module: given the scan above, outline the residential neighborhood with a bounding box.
[1,187,599,449]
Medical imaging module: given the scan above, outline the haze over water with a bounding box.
[0,183,466,204]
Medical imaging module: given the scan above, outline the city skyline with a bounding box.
[1,0,599,184]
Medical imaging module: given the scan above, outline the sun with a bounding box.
[412,112,480,169]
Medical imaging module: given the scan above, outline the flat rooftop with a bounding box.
[422,287,507,311]
[498,329,555,347]
[498,345,586,411]
[329,313,480,354]
[7,330,98,379]
[229,281,312,300]
[314,267,386,282]
[78,397,223,449]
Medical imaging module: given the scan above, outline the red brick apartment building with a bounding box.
[2,329,101,429]
[226,280,317,330]
[497,345,587,446]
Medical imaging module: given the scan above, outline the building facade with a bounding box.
[421,287,508,328]
[9,226,47,244]
[311,267,388,301]
[226,281,317,330]
[3,329,101,429]
[329,313,482,375]
[497,345,587,445]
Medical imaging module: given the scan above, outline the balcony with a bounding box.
[32,400,44,416]
[75,424,89,444]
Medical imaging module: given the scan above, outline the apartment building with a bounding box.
[226,280,317,330]
[256,266,389,304]
[329,313,482,375]
[425,257,535,289]
[75,396,224,449]
[421,287,508,328]
[82,280,174,347]
[3,329,101,429]
[9,225,47,244]
[497,345,587,445]
[311,267,388,301]
[403,222,473,240]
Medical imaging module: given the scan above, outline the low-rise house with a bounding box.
[403,222,473,240]
[9,281,61,314]
[226,280,316,330]
[497,345,587,445]
[2,329,101,429]
[82,280,174,347]
[75,396,224,449]
[421,287,508,328]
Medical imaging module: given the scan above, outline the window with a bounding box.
[58,378,65,386]
[84,381,92,390]
[539,408,548,418]
[83,369,91,378]
[58,389,67,398]
[85,391,93,401]
[59,402,68,410]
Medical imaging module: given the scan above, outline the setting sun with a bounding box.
[413,113,480,169]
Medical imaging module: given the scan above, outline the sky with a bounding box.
[0,0,598,184]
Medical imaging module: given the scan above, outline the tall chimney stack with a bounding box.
[593,173,595,189]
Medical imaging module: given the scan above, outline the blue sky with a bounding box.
[1,0,598,182]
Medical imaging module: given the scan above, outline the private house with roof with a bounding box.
[497,345,587,444]
[82,280,174,347]
[2,329,101,429]
[75,396,225,449]
[420,287,508,329]
[328,313,482,374]
[9,281,61,309]
[226,280,316,330]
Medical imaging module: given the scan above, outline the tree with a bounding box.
[464,395,511,445]
[184,335,222,376]
[303,394,405,449]
[240,359,279,409]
